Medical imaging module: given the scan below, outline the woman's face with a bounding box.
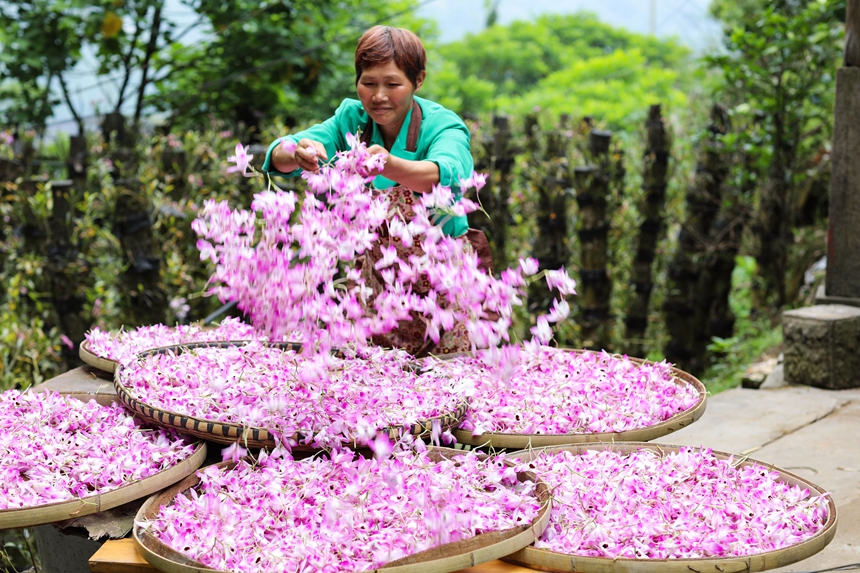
[357,60,425,136]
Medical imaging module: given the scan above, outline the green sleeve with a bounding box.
[424,114,473,191]
[261,102,353,176]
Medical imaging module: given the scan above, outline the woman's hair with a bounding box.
[355,26,426,87]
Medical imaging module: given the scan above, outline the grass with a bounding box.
[700,256,783,395]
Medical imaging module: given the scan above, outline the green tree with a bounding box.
[0,0,179,132]
[706,0,845,307]
[0,0,432,132]
[422,11,693,126]
[153,0,434,132]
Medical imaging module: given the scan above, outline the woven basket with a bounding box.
[79,326,234,374]
[79,339,121,373]
[504,442,838,573]
[0,392,207,531]
[134,447,552,573]
[115,341,468,449]
[452,350,707,450]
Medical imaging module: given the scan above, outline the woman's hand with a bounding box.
[364,145,439,193]
[366,144,391,177]
[271,137,328,173]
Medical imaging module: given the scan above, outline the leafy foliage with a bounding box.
[705,0,844,307]
[153,0,434,131]
[423,12,694,128]
[0,0,433,131]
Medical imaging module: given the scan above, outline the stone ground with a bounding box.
[656,369,860,572]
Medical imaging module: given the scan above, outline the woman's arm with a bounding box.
[367,145,440,193]
[271,138,328,173]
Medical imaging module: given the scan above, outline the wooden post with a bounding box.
[161,148,188,200]
[625,105,670,357]
[48,179,88,368]
[822,0,860,303]
[115,179,166,326]
[529,125,572,317]
[663,104,730,374]
[489,114,514,270]
[576,129,613,351]
[845,0,859,67]
[67,134,88,183]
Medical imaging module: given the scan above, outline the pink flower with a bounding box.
[279,138,297,154]
[226,142,253,177]
[59,334,74,350]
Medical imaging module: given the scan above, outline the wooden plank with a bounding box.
[89,540,541,573]
[89,538,155,572]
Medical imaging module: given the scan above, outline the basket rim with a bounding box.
[452,348,707,447]
[503,442,838,572]
[79,338,120,374]
[114,340,469,448]
[0,390,207,530]
[133,447,553,573]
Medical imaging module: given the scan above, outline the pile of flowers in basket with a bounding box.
[516,447,831,559]
[116,341,473,449]
[429,346,701,436]
[84,317,261,366]
[137,446,543,572]
[0,390,196,509]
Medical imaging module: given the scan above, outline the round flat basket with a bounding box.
[134,448,551,573]
[0,393,207,530]
[79,326,240,374]
[452,350,706,450]
[79,338,121,373]
[115,341,468,449]
[503,442,838,573]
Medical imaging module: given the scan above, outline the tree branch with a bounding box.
[114,9,146,113]
[57,73,85,135]
[134,1,163,125]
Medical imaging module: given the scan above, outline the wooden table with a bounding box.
[89,539,542,573]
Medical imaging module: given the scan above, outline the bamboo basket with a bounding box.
[134,447,552,573]
[79,326,230,374]
[452,350,706,449]
[79,338,121,373]
[0,392,207,531]
[503,442,838,573]
[115,341,468,449]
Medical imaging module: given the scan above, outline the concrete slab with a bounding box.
[753,398,860,507]
[655,386,850,455]
[31,366,115,397]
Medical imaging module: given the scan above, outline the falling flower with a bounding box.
[206,133,577,367]
[226,142,253,177]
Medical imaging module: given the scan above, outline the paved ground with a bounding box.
[656,375,860,572]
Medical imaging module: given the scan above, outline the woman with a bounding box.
[262,25,490,355]
[263,25,471,238]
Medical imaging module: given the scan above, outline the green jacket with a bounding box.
[262,95,471,237]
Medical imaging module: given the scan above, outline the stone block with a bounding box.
[783,304,860,389]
